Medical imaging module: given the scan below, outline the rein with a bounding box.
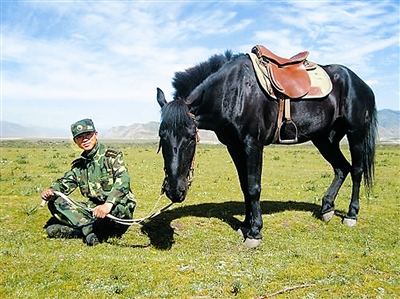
[46,190,173,226]
[43,128,200,226]
[188,129,200,186]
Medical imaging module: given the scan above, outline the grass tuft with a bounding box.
[0,141,399,298]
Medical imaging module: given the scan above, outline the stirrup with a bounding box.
[278,119,298,144]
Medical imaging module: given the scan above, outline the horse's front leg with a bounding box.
[227,143,263,248]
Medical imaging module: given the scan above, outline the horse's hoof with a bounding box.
[342,218,357,227]
[243,238,261,248]
[322,210,335,222]
[237,227,249,238]
[238,228,261,248]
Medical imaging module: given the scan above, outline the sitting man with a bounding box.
[41,118,136,246]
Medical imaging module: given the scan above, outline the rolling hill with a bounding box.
[1,109,399,143]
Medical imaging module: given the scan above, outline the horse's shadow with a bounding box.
[139,200,321,250]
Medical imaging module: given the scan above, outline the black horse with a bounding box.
[156,50,377,247]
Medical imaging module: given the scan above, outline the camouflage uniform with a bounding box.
[48,142,136,237]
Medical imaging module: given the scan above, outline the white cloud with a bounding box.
[1,1,399,129]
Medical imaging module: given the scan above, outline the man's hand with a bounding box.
[92,202,113,218]
[41,189,56,201]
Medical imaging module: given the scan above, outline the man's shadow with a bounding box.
[139,200,321,250]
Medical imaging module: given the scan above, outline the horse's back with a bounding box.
[321,64,374,98]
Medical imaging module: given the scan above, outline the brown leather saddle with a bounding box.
[251,45,313,99]
[250,45,332,144]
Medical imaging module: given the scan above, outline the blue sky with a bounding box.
[1,0,399,132]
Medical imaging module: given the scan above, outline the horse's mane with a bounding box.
[172,50,241,99]
[162,51,243,133]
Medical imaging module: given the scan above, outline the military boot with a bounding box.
[85,232,100,246]
[46,224,82,239]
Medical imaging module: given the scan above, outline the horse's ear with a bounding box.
[157,88,167,108]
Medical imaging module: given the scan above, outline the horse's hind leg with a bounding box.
[342,133,366,226]
[312,136,351,222]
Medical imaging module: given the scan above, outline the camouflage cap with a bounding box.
[71,118,96,138]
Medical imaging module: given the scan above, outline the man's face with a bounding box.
[74,131,98,151]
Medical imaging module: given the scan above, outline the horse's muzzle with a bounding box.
[163,179,188,203]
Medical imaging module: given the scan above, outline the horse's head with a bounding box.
[157,88,197,203]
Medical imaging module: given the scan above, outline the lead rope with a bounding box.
[42,129,200,225]
[43,190,174,226]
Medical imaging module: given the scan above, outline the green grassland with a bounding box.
[0,140,399,298]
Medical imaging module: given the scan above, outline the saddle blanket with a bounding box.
[248,52,332,100]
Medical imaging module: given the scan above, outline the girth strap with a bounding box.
[274,98,285,143]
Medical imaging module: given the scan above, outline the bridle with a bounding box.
[159,128,200,195]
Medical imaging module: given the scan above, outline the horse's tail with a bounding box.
[362,96,378,195]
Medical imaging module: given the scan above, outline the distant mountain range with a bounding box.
[102,122,160,140]
[1,109,399,143]
[376,109,400,142]
[0,121,68,139]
